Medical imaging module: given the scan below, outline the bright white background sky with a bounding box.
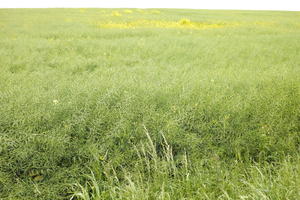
[1,0,300,11]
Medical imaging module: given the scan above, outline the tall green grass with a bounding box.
[0,8,299,199]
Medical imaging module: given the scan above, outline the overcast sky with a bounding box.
[1,0,300,11]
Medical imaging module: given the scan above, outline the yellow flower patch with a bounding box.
[124,10,133,14]
[111,11,122,17]
[150,10,161,14]
[97,19,233,30]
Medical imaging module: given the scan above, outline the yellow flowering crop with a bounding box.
[124,9,133,14]
[97,19,233,30]
[111,11,122,17]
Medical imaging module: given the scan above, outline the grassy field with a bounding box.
[0,8,300,200]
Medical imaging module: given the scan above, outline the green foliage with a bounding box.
[0,8,299,199]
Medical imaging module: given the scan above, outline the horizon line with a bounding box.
[0,7,299,12]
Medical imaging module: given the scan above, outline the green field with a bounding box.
[0,8,300,200]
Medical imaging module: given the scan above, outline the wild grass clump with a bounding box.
[70,128,300,200]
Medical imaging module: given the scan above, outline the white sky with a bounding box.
[1,0,300,11]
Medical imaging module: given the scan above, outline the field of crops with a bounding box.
[0,8,300,199]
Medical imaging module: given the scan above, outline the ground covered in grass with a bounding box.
[0,8,300,200]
